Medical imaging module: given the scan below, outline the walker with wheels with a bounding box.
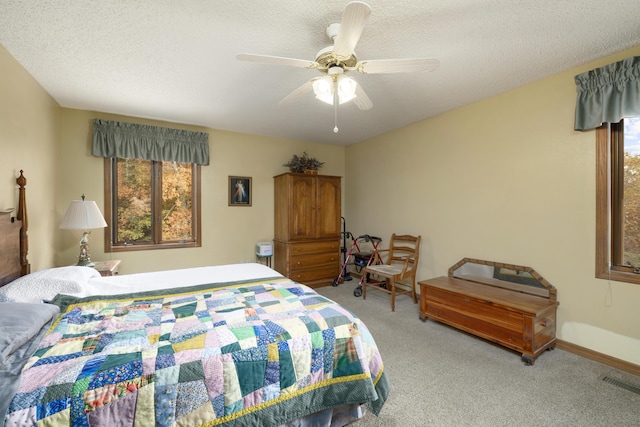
[332,233,382,297]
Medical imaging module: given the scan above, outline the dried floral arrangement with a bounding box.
[283,151,325,173]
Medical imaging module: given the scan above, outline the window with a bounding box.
[104,157,201,252]
[596,117,640,284]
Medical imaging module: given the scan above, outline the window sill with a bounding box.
[596,268,640,285]
[107,241,200,252]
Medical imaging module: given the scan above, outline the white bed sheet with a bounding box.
[80,262,283,297]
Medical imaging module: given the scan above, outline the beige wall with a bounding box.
[0,44,60,271]
[345,45,640,365]
[57,109,346,274]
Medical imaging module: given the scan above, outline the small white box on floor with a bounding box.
[256,242,272,256]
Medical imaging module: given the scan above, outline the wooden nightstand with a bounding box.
[92,260,121,276]
[256,254,272,268]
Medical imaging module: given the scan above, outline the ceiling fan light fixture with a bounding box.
[337,75,357,102]
[312,74,357,105]
[313,76,334,104]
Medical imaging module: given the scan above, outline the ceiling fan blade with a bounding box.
[236,53,318,69]
[332,1,372,59]
[279,79,316,107]
[354,83,373,110]
[355,58,440,74]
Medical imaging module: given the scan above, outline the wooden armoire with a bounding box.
[273,173,341,288]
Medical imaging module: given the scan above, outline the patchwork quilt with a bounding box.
[3,277,389,426]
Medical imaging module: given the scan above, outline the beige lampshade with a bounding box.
[59,199,107,230]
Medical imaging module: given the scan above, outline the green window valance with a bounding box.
[574,56,640,131]
[92,119,210,165]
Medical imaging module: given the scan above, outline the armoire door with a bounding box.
[288,175,316,240]
[315,176,341,238]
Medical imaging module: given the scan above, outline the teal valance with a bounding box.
[574,56,640,131]
[92,119,210,165]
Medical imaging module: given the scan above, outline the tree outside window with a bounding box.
[105,158,201,251]
[620,118,640,267]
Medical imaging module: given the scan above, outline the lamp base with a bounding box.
[77,233,94,267]
[76,259,95,268]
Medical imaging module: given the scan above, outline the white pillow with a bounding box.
[0,266,100,303]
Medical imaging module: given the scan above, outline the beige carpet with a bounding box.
[316,281,640,427]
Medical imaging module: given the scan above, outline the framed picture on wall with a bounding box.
[228,176,252,206]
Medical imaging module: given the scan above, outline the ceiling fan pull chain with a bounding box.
[333,82,339,133]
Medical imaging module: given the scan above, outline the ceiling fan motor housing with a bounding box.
[315,45,358,72]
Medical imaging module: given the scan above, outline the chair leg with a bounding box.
[391,280,396,312]
[411,278,418,304]
[363,275,367,300]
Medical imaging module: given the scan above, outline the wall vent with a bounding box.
[599,374,640,395]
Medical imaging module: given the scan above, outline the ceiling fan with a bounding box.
[236,1,439,132]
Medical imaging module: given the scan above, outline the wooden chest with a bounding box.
[419,259,558,365]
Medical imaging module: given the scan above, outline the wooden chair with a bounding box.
[362,234,421,312]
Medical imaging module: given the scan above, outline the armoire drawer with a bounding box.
[289,240,339,255]
[289,265,339,283]
[291,252,339,269]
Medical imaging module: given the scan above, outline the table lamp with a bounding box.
[59,194,107,267]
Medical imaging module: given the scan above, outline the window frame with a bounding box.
[595,121,640,284]
[103,158,202,252]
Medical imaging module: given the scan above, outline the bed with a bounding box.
[0,172,389,427]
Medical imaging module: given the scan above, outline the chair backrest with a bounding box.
[385,233,421,278]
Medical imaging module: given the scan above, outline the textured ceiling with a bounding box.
[1,1,640,145]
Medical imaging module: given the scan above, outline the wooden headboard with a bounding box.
[0,170,29,287]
